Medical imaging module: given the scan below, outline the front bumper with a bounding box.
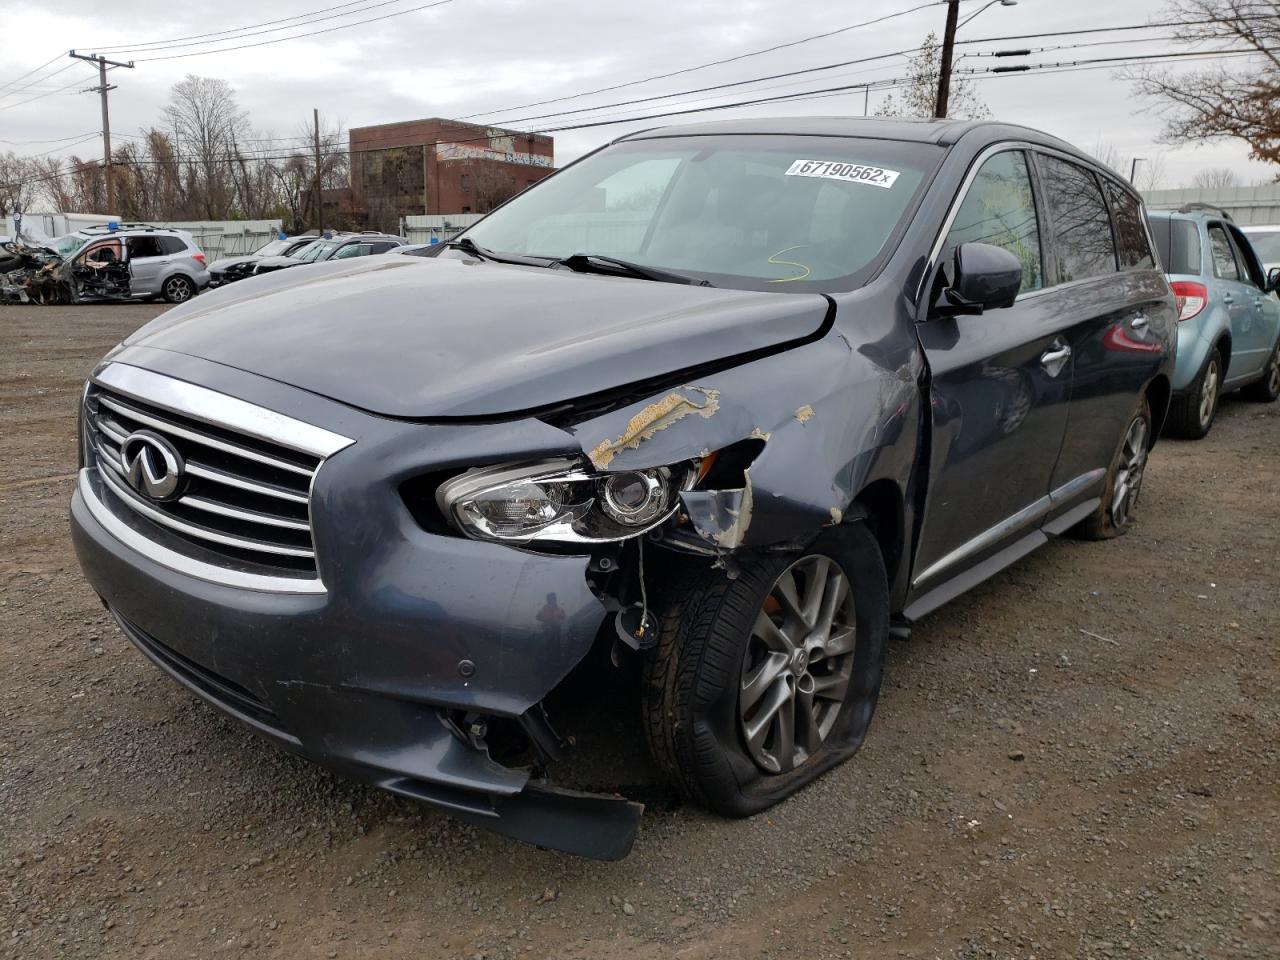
[69,357,642,859]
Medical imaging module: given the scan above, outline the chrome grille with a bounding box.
[81,365,351,586]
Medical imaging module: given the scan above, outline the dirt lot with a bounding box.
[1,302,1277,960]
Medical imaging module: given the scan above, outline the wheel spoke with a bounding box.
[752,611,793,653]
[823,625,857,658]
[812,670,852,702]
[799,557,830,628]
[773,570,807,625]
[773,695,797,772]
[1111,473,1129,518]
[741,653,788,711]
[744,678,791,752]
[794,684,822,756]
[814,570,848,641]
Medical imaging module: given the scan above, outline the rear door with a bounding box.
[912,148,1070,598]
[1224,223,1279,381]
[1035,155,1169,506]
[125,235,166,296]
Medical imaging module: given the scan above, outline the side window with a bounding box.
[126,236,165,258]
[942,150,1044,293]
[367,241,398,254]
[1037,155,1118,283]
[1207,224,1240,281]
[157,236,188,256]
[1226,225,1264,288]
[330,243,371,259]
[1105,183,1156,270]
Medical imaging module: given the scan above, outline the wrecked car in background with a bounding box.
[1,238,131,305]
[2,224,209,305]
[70,118,1175,860]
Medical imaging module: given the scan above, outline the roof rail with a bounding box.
[1178,202,1234,221]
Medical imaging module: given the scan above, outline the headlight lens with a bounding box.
[437,459,689,543]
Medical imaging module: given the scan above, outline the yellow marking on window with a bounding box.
[767,245,811,283]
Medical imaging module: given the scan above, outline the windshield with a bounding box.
[1245,230,1280,263]
[253,239,290,256]
[53,235,89,258]
[294,240,340,262]
[460,134,940,292]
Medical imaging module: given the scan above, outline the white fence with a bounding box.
[400,214,483,246]
[1142,185,1280,227]
[153,220,284,261]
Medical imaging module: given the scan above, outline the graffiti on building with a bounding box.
[435,142,554,168]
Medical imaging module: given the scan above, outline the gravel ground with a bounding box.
[1,302,1277,960]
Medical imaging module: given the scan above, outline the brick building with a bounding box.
[348,118,555,230]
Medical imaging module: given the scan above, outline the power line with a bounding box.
[0,75,91,114]
[0,131,99,146]
[0,61,78,105]
[101,0,431,56]
[132,0,460,62]
[0,53,65,95]
[90,0,409,52]
[459,1,950,121]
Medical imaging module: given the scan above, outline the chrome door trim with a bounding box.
[911,468,1107,588]
[78,470,327,595]
[94,363,353,459]
[911,494,1050,588]
[1049,468,1105,506]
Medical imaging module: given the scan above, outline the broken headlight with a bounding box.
[437,459,691,544]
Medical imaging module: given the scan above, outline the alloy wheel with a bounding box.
[739,555,857,775]
[1111,416,1149,528]
[1268,345,1280,396]
[1198,359,1219,429]
[165,278,193,303]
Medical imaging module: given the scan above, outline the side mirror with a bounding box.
[1268,267,1280,293]
[939,242,1023,316]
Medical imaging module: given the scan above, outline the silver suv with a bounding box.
[51,224,211,303]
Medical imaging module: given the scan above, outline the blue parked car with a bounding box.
[1148,206,1280,438]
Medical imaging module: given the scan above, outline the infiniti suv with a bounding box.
[71,118,1175,859]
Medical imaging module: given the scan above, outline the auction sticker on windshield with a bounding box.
[784,159,900,189]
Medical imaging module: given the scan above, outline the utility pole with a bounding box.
[313,108,324,236]
[69,50,134,214]
[934,0,960,119]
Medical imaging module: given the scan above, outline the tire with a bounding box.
[1241,338,1280,403]
[1165,347,1221,439]
[161,275,196,304]
[1072,396,1153,541]
[641,523,888,817]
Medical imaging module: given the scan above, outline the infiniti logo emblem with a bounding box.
[119,430,186,502]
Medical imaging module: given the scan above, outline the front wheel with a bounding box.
[1072,397,1152,541]
[1242,339,1280,403]
[161,275,196,304]
[642,523,888,817]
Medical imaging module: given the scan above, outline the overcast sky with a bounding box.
[1,0,1273,192]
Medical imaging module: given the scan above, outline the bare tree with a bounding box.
[877,33,990,121]
[1191,167,1240,189]
[1091,140,1168,190]
[0,151,41,220]
[1128,2,1280,177]
[162,75,250,219]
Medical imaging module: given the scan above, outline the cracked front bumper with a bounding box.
[70,379,642,858]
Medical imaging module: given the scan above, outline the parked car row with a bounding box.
[207,231,409,285]
[65,117,1280,861]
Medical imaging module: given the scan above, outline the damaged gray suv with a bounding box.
[71,118,1175,860]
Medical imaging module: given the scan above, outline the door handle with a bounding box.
[1131,313,1149,330]
[1040,343,1072,376]
[1223,295,1235,305]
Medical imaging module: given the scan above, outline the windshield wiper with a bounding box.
[447,237,555,268]
[555,253,714,287]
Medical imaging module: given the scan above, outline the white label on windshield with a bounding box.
[784,159,900,189]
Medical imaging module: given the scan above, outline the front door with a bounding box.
[912,149,1070,598]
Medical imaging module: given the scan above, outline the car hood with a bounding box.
[253,255,305,269]
[125,255,830,418]
[207,255,260,271]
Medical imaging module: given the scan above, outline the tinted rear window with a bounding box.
[1105,183,1155,270]
[1037,155,1117,283]
[1151,218,1201,276]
